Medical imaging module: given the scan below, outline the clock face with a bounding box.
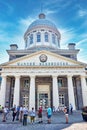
[39,54,47,62]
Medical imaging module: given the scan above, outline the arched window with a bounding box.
[30,34,33,44]
[52,34,56,44]
[58,78,63,87]
[45,32,48,42]
[37,32,41,42]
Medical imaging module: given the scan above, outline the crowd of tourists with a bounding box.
[0,104,73,125]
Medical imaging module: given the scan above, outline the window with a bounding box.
[24,80,29,88]
[37,32,41,42]
[30,34,33,44]
[58,78,63,87]
[59,94,65,106]
[45,32,48,42]
[52,34,56,44]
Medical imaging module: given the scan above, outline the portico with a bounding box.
[0,62,87,110]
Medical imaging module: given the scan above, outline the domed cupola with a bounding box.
[24,13,61,49]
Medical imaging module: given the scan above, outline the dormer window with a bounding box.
[30,34,33,44]
[37,32,41,42]
[52,34,56,44]
[45,32,48,42]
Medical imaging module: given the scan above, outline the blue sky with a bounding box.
[0,0,87,64]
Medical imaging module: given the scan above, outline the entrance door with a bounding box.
[37,85,50,110]
[39,93,48,109]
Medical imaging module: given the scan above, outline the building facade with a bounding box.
[0,13,87,110]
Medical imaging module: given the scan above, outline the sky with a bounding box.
[0,0,87,64]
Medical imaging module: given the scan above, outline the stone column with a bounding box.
[29,76,35,110]
[67,75,76,110]
[80,75,87,106]
[41,31,44,45]
[0,75,7,107]
[49,32,52,46]
[52,75,59,109]
[28,35,30,47]
[33,32,36,46]
[13,76,20,107]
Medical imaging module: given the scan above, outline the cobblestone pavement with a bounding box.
[0,111,87,130]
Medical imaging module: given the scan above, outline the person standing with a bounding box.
[69,103,73,114]
[19,105,23,122]
[2,106,8,122]
[47,106,52,124]
[38,106,43,123]
[64,106,69,123]
[16,106,20,120]
[22,106,28,126]
[29,107,36,124]
[12,107,16,121]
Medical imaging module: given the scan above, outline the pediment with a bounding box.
[1,50,85,67]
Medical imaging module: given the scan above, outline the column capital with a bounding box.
[67,74,73,78]
[52,75,58,78]
[15,75,20,78]
[30,75,36,78]
[80,75,86,78]
[1,74,7,78]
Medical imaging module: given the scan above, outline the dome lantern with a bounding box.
[38,13,46,19]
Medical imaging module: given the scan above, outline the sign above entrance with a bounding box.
[17,61,69,66]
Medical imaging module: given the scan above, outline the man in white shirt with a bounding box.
[22,106,29,125]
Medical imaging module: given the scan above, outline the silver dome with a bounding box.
[28,19,57,30]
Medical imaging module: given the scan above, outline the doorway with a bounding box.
[37,84,50,110]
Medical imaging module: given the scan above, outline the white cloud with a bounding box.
[44,0,71,9]
[19,17,36,29]
[0,13,87,64]
[0,15,36,64]
[78,9,87,17]
[58,28,76,48]
[0,15,36,49]
[77,38,87,46]
[44,9,57,15]
[78,53,87,63]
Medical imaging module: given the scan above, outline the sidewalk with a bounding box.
[0,110,83,124]
[0,111,87,130]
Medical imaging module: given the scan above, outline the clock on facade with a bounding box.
[39,54,47,62]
